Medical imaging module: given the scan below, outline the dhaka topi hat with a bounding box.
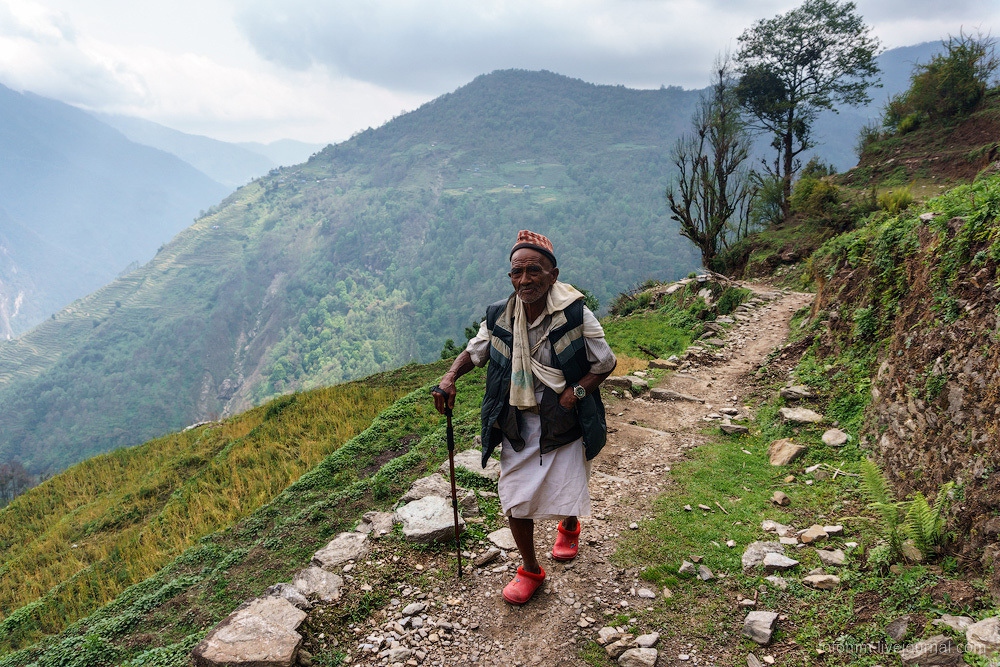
[510,229,557,267]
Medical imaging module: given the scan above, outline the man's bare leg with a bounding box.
[509,517,541,574]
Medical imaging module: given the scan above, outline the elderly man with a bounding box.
[433,230,616,605]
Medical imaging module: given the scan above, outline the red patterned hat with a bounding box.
[510,229,557,267]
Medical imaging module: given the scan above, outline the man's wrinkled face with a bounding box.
[509,248,558,305]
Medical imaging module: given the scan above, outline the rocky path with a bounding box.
[193,284,815,667]
[329,285,814,667]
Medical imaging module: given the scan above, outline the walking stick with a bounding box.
[444,407,463,578]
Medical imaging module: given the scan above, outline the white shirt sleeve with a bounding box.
[465,319,491,367]
[582,307,617,374]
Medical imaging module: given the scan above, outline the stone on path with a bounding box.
[764,576,787,590]
[747,654,763,667]
[762,552,799,573]
[292,566,344,602]
[778,407,824,424]
[742,542,785,572]
[192,597,307,667]
[650,388,704,403]
[605,376,636,389]
[679,560,696,575]
[779,385,814,401]
[635,633,659,648]
[821,428,850,446]
[440,449,501,482]
[395,495,466,544]
[487,527,518,551]
[768,439,806,466]
[802,574,840,590]
[816,548,846,567]
[356,511,395,537]
[598,627,622,644]
[771,491,790,506]
[401,474,479,515]
[474,547,501,566]
[312,532,369,570]
[618,648,658,667]
[742,611,779,645]
[402,602,427,616]
[649,359,678,370]
[933,614,974,633]
[721,422,750,435]
[899,635,963,665]
[265,583,311,610]
[967,616,1000,657]
[698,565,714,581]
[799,525,828,544]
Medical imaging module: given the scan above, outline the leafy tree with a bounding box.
[884,31,999,131]
[736,0,881,219]
[666,57,757,268]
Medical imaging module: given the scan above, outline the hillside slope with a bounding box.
[0,69,705,475]
[0,85,229,337]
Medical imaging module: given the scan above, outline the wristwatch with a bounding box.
[572,384,586,399]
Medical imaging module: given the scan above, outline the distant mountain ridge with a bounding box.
[93,113,325,187]
[0,85,229,337]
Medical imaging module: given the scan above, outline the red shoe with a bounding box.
[552,521,581,561]
[502,566,546,605]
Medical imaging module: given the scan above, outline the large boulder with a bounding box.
[401,474,479,513]
[312,532,369,570]
[395,495,466,544]
[192,597,306,667]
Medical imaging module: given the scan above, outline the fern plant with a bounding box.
[902,482,955,556]
[860,459,906,561]
[859,459,955,563]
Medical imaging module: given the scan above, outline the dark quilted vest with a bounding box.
[479,296,607,467]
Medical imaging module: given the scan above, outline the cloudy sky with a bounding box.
[0,0,996,144]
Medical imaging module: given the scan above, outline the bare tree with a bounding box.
[666,56,756,268]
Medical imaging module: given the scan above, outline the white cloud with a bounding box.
[0,0,149,106]
[0,0,997,143]
[234,0,763,92]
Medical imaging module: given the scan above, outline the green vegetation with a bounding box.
[0,69,703,477]
[0,360,448,655]
[885,31,999,131]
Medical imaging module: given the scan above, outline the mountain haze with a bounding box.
[0,69,703,474]
[0,85,229,337]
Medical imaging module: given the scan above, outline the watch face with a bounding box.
[574,385,586,398]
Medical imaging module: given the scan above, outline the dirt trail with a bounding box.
[342,285,813,667]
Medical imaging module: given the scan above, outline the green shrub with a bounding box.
[791,177,839,217]
[884,31,999,131]
[877,187,914,215]
[749,174,785,227]
[854,121,882,158]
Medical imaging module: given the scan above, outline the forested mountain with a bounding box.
[0,69,704,475]
[0,86,229,338]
